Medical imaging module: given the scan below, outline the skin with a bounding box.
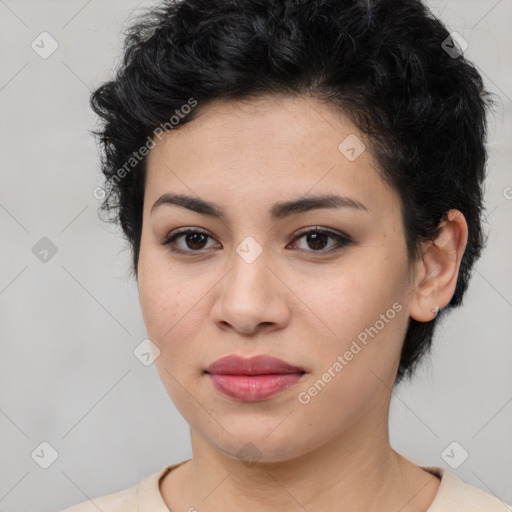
[137,94,468,512]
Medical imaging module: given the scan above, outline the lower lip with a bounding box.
[208,373,304,401]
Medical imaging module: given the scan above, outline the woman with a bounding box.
[63,0,508,510]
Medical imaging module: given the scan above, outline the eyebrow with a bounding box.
[150,192,369,221]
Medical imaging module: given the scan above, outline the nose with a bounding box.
[211,250,291,336]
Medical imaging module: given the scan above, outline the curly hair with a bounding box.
[90,0,495,385]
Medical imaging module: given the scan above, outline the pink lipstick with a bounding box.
[206,354,306,402]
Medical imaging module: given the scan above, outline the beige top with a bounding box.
[61,459,511,511]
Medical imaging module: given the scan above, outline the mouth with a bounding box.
[205,354,306,402]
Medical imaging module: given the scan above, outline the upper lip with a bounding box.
[206,355,305,375]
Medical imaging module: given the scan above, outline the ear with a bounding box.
[408,209,468,322]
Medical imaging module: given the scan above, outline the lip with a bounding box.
[207,354,305,375]
[205,355,306,402]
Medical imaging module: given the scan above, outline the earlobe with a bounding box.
[408,209,468,322]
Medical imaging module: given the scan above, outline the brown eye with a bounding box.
[162,229,219,253]
[289,227,352,255]
[162,226,352,256]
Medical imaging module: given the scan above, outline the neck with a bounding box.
[164,417,437,512]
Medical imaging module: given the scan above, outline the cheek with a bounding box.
[138,269,203,402]
[138,253,178,351]
[139,275,197,345]
[138,275,175,337]
[293,253,408,375]
[292,263,393,341]
[138,241,188,336]
[137,256,211,378]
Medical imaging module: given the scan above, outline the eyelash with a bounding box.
[162,227,352,256]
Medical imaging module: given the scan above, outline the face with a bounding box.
[137,95,416,463]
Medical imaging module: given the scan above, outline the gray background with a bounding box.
[0,1,511,511]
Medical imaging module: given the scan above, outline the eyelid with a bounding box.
[162,226,352,255]
[162,227,217,248]
[287,226,352,255]
[291,225,350,242]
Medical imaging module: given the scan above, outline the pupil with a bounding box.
[308,232,327,250]
[187,233,207,249]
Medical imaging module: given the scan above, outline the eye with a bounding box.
[162,228,219,253]
[162,226,352,255]
[288,227,352,255]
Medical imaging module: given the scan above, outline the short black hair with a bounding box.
[90,0,495,385]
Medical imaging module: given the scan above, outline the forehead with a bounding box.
[144,95,398,220]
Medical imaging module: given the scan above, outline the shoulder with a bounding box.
[60,483,138,512]
[59,465,171,512]
[422,466,511,512]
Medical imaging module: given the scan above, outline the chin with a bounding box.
[202,428,317,466]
